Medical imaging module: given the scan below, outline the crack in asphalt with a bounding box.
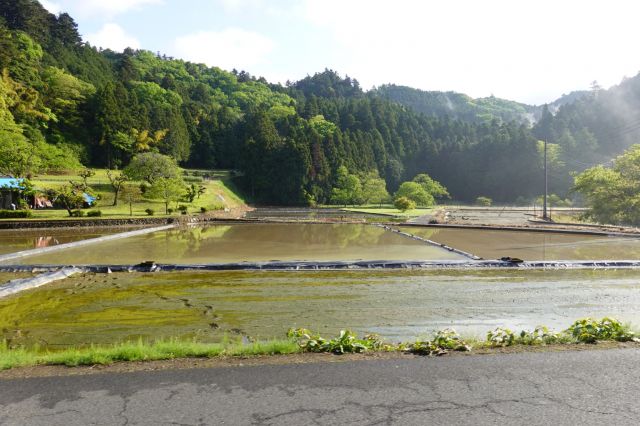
[3,350,640,425]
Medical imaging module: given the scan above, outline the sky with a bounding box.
[39,0,640,105]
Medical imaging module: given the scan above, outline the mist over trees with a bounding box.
[2,1,640,206]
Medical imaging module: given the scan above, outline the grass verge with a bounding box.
[1,317,637,371]
[0,338,300,370]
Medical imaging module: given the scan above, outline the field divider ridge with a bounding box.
[375,224,482,260]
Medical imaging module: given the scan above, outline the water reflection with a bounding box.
[401,227,640,260]
[19,224,464,265]
[0,229,121,255]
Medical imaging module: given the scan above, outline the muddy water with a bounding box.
[401,227,640,260]
[18,224,464,265]
[0,272,33,286]
[3,269,640,348]
[0,228,128,256]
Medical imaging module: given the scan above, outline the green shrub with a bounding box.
[406,329,471,355]
[200,207,208,214]
[87,210,102,217]
[516,326,560,345]
[476,196,492,206]
[178,205,188,212]
[167,208,174,214]
[566,317,637,343]
[145,208,154,216]
[287,328,389,354]
[487,327,515,347]
[0,210,33,219]
[394,196,416,212]
[70,210,85,217]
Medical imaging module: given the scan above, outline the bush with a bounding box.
[406,329,471,356]
[178,205,188,212]
[394,196,416,212]
[86,210,102,217]
[70,210,85,217]
[476,196,492,206]
[487,327,515,347]
[0,210,33,218]
[566,317,637,343]
[517,326,560,345]
[167,208,174,214]
[200,207,208,214]
[287,328,390,354]
[145,208,154,216]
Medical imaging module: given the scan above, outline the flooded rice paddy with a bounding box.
[2,269,640,348]
[15,223,465,265]
[0,227,131,256]
[402,227,640,260]
[3,223,640,349]
[0,272,33,286]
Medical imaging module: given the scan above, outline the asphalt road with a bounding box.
[2,349,640,425]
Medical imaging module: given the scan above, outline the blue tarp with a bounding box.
[0,178,24,190]
[83,193,97,205]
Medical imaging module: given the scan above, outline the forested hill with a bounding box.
[1,1,638,206]
[371,84,537,125]
[371,84,591,126]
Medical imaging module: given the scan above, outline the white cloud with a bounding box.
[58,0,162,19]
[302,0,640,104]
[40,0,62,14]
[85,23,141,51]
[172,28,274,71]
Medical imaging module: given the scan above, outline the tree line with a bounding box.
[4,0,640,208]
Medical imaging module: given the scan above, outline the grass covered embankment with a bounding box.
[12,169,247,220]
[1,317,637,371]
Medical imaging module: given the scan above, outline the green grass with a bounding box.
[342,206,435,218]
[13,169,247,220]
[0,338,300,370]
[1,318,636,370]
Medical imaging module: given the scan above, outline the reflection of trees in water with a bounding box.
[159,226,233,257]
[559,238,640,260]
[224,224,386,249]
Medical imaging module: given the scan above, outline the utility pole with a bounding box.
[543,139,549,220]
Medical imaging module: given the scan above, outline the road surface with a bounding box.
[2,348,640,425]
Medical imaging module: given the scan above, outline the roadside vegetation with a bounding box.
[0,317,636,371]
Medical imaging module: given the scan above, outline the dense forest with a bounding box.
[2,0,640,205]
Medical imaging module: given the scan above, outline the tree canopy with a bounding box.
[3,2,639,207]
[574,144,640,225]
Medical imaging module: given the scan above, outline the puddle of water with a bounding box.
[401,227,640,260]
[17,224,464,265]
[3,269,640,348]
[0,228,135,255]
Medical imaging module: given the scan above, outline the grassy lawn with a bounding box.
[16,169,247,219]
[341,206,435,218]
